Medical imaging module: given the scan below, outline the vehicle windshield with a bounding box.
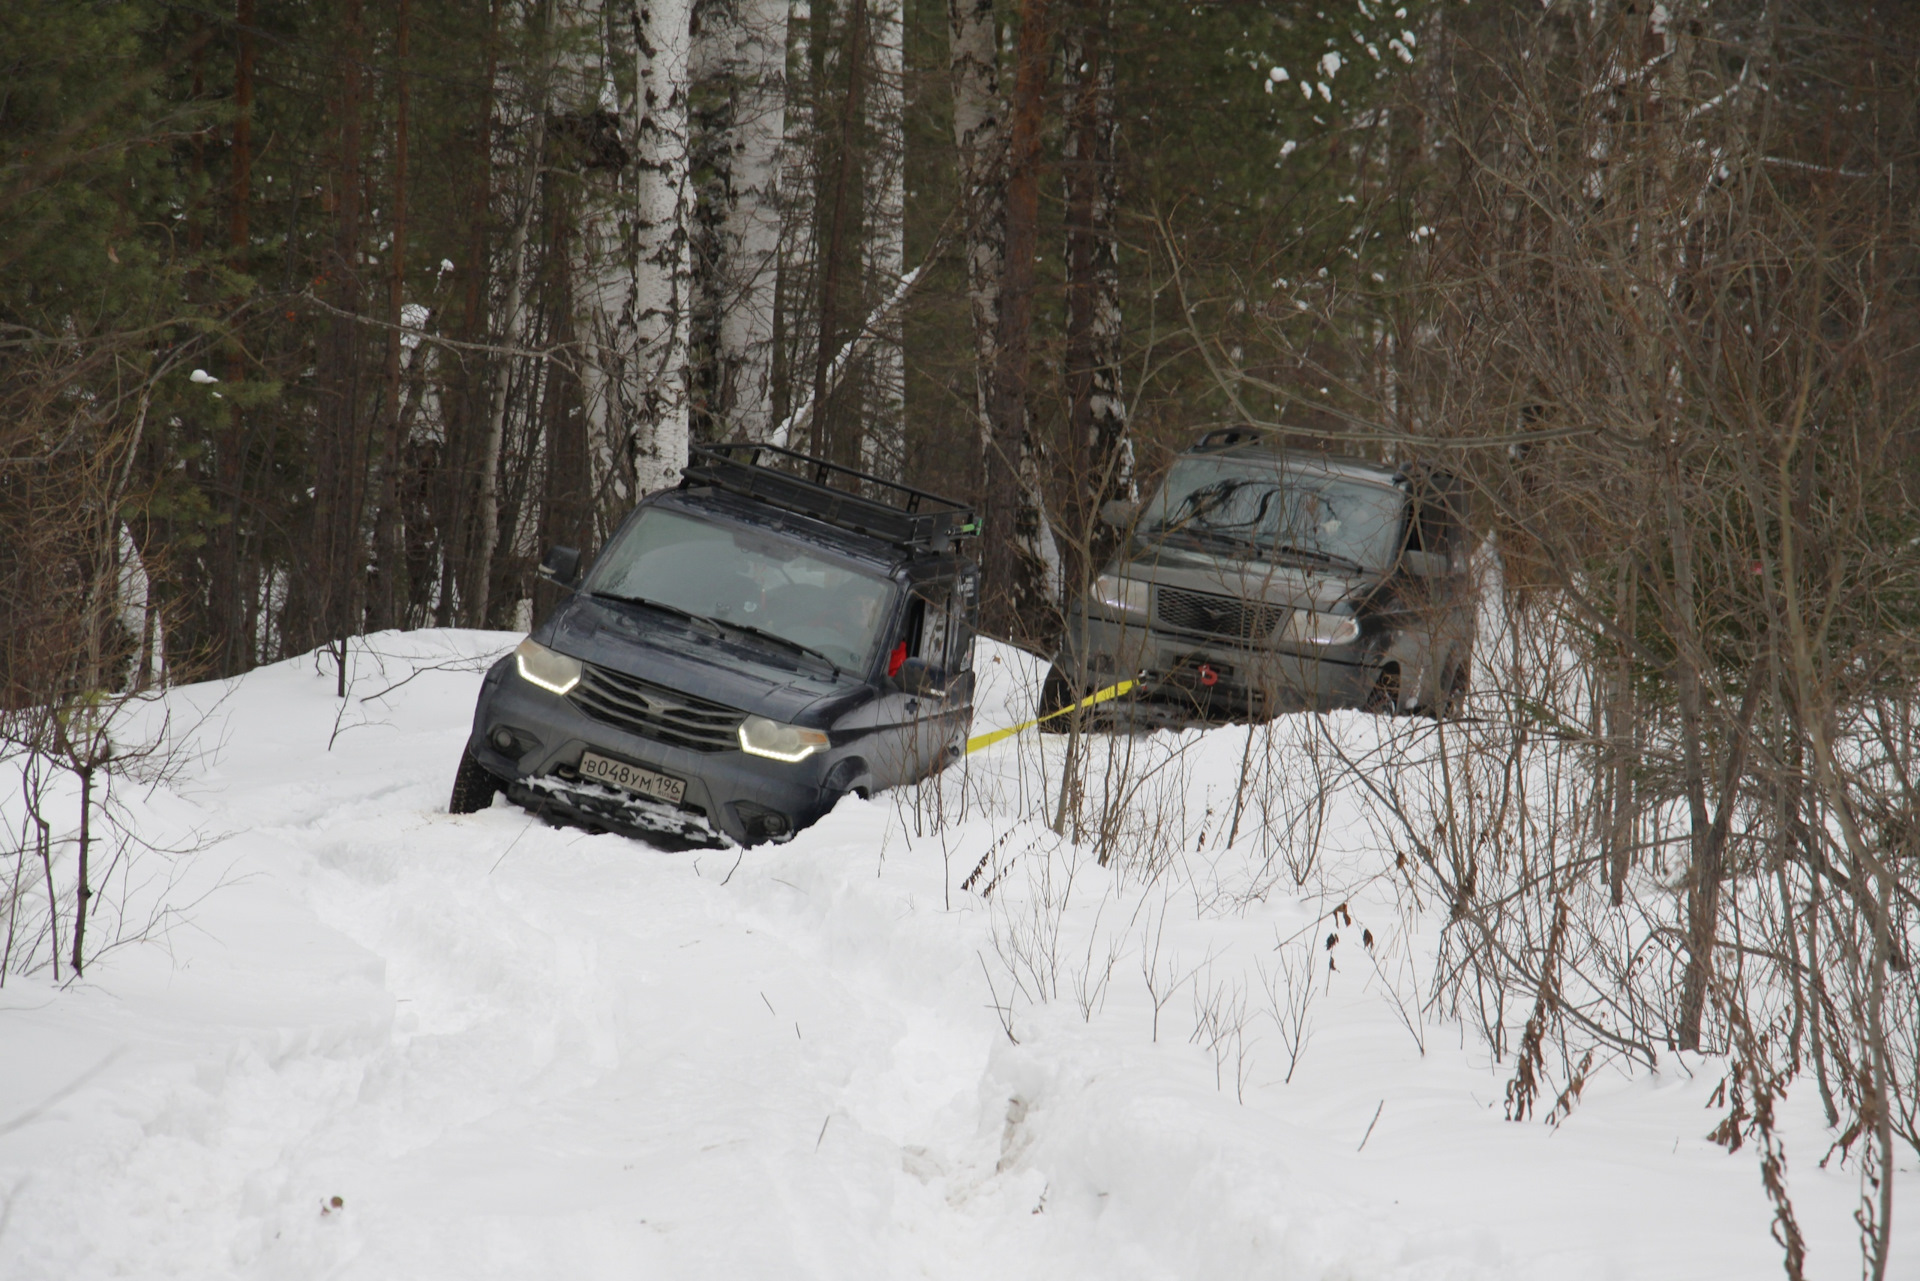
[1137,456,1405,570]
[585,507,896,674]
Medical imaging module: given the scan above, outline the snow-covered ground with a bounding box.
[1,629,1911,1279]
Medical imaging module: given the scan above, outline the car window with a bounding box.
[586,507,897,672]
[950,572,977,672]
[908,584,952,670]
[1140,456,1406,569]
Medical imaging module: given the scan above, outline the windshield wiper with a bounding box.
[1142,528,1366,575]
[591,592,722,633]
[593,592,842,675]
[704,618,841,677]
[1267,543,1366,574]
[1144,521,1221,546]
[1146,524,1258,557]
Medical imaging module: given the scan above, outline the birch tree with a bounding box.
[626,0,696,495]
[565,0,644,532]
[945,0,1003,455]
[857,0,906,479]
[693,0,789,443]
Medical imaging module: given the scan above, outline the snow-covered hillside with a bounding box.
[0,630,1910,1279]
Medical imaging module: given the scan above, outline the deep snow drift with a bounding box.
[1,630,1911,1279]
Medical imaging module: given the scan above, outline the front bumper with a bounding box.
[1059,610,1380,722]
[467,658,843,847]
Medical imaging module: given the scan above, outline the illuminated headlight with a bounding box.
[1285,611,1361,646]
[738,715,830,763]
[514,637,582,695]
[1092,573,1149,619]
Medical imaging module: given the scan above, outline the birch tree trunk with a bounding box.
[946,0,1003,455]
[770,0,813,429]
[695,0,788,443]
[627,0,695,495]
[859,0,906,480]
[569,0,640,535]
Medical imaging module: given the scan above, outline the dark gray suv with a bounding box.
[1045,429,1476,725]
[450,444,980,847]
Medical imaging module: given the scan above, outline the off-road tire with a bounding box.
[1363,665,1402,716]
[448,749,500,814]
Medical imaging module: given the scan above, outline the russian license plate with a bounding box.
[577,751,686,805]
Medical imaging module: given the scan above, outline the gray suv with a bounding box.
[449,444,980,847]
[1045,429,1476,725]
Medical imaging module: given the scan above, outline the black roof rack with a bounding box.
[682,442,979,553]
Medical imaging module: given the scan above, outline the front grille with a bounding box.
[570,665,745,753]
[1156,587,1286,641]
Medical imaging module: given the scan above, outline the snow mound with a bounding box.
[0,629,1906,1279]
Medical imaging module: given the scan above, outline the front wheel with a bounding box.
[1363,664,1402,716]
[448,749,500,814]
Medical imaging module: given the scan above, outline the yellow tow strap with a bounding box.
[965,679,1136,754]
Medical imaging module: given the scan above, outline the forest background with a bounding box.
[0,0,1437,675]
[6,2,1920,1276]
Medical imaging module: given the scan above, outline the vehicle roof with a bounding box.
[682,442,977,553]
[1187,428,1422,488]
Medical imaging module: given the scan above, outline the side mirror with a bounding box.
[538,545,582,587]
[1099,498,1139,530]
[896,656,947,697]
[1401,549,1447,578]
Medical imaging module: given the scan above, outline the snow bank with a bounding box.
[0,629,1909,1279]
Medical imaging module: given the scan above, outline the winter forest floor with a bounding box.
[1,630,1913,1280]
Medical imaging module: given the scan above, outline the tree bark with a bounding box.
[537,169,589,617]
[626,0,695,495]
[374,0,412,631]
[695,0,788,444]
[309,0,370,651]
[1605,558,1637,906]
[859,0,906,480]
[1060,0,1129,595]
[982,0,1059,635]
[809,0,869,465]
[210,0,257,673]
[469,104,544,628]
[947,0,1004,461]
[557,0,636,537]
[69,764,91,977]
[436,0,501,627]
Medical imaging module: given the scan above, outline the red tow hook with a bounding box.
[1197,664,1219,687]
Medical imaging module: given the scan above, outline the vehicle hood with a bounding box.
[1120,550,1371,613]
[540,593,869,725]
